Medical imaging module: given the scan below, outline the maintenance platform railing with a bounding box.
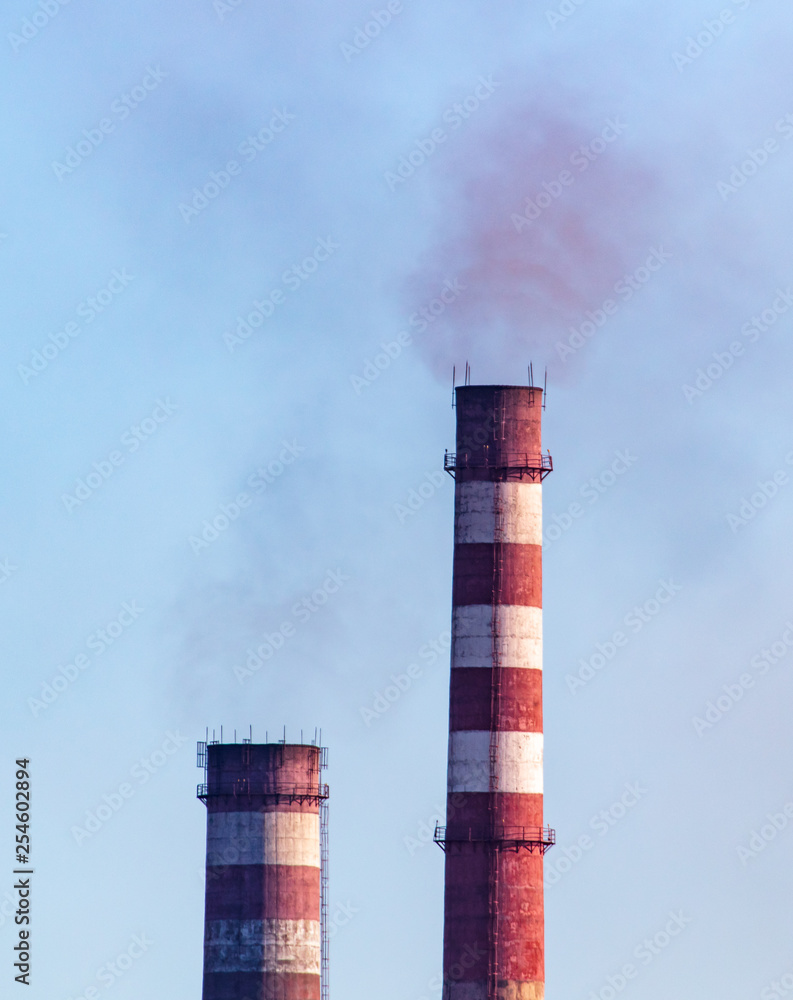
[197,782,330,802]
[444,451,553,481]
[434,822,556,854]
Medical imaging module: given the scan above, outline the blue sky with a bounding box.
[2,1,793,998]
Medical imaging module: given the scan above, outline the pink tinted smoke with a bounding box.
[405,101,661,375]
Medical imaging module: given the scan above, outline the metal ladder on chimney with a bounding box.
[320,796,329,1000]
[487,441,505,1000]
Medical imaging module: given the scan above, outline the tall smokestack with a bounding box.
[436,385,555,1000]
[197,736,329,1000]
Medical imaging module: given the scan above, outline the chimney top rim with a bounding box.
[455,384,543,391]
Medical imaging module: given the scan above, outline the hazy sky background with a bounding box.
[2,1,793,998]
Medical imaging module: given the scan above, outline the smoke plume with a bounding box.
[405,93,664,377]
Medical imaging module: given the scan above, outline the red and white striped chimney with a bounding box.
[198,740,328,1000]
[437,384,554,1000]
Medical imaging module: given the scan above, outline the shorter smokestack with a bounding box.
[197,734,329,1000]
